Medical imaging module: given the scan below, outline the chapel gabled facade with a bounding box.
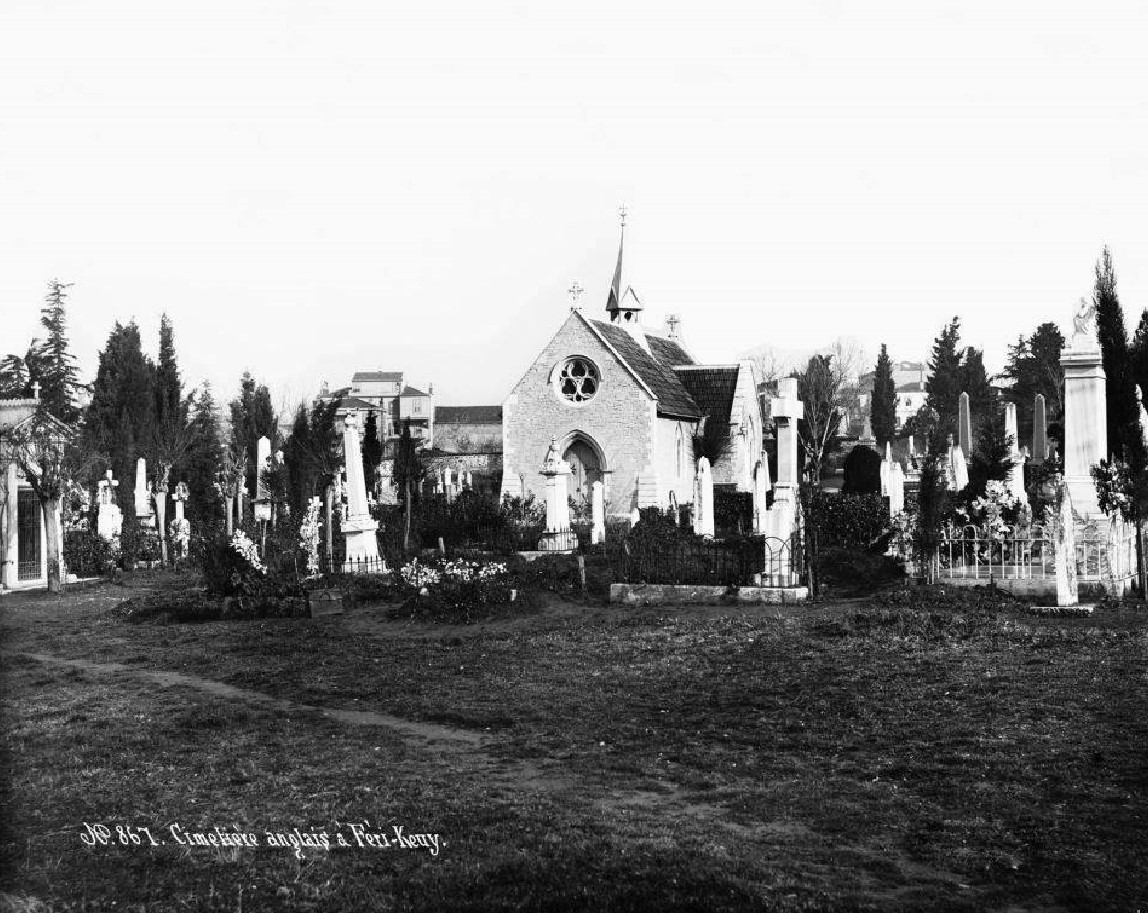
[500,223,763,519]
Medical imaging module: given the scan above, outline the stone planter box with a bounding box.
[610,583,808,606]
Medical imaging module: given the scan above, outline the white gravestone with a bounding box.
[888,462,906,517]
[958,391,972,459]
[1053,480,1078,607]
[1032,393,1048,465]
[693,457,715,538]
[951,444,969,492]
[591,479,606,545]
[97,470,123,541]
[134,457,154,526]
[1004,402,1026,502]
[170,481,190,559]
[340,414,383,571]
[752,459,770,535]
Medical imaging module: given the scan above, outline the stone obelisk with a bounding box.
[340,414,382,571]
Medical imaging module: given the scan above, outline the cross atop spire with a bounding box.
[606,208,642,318]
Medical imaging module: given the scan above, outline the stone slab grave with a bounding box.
[308,589,344,618]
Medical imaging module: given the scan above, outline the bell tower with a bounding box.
[604,206,648,348]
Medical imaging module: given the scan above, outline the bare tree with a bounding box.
[148,413,195,566]
[796,347,859,488]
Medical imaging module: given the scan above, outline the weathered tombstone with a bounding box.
[1004,402,1025,502]
[1053,480,1078,606]
[958,391,972,459]
[340,414,383,571]
[880,442,892,496]
[97,470,123,541]
[134,457,154,527]
[1032,393,1048,464]
[951,444,969,492]
[170,481,191,560]
[693,457,715,538]
[590,480,606,545]
[1061,298,1106,516]
[888,462,906,517]
[538,438,574,551]
[254,436,272,522]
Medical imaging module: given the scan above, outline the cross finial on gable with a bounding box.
[618,203,628,228]
[31,381,41,400]
[567,281,584,310]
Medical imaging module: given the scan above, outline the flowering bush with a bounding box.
[954,479,1024,540]
[230,530,265,574]
[399,560,441,588]
[299,496,323,578]
[1092,459,1134,521]
[394,556,513,623]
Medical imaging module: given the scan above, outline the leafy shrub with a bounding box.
[63,528,118,578]
[815,546,903,597]
[810,493,889,549]
[196,529,305,600]
[117,589,309,623]
[713,490,753,535]
[389,555,520,623]
[842,445,882,494]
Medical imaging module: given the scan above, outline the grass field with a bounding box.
[1,576,1146,911]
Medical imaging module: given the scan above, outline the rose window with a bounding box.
[557,357,599,403]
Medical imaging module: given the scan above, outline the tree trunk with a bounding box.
[404,480,412,555]
[42,498,62,593]
[324,486,334,562]
[225,493,234,536]
[1137,517,1145,599]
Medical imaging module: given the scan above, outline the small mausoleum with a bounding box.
[501,221,763,518]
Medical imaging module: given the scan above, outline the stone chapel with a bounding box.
[500,222,763,519]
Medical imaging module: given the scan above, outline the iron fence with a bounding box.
[612,530,806,588]
[936,519,1138,587]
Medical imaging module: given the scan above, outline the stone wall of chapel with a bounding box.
[501,315,656,518]
[712,364,764,492]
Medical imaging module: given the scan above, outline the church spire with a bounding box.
[606,205,642,322]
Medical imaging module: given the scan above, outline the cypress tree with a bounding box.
[362,411,383,498]
[228,372,278,496]
[958,346,999,436]
[925,317,963,433]
[184,383,225,523]
[155,314,183,427]
[83,321,157,493]
[1094,247,1140,462]
[870,344,897,448]
[1130,309,1148,407]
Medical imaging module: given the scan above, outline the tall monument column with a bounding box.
[1061,298,1106,517]
[340,414,383,570]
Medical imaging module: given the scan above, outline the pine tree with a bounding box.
[1003,322,1065,445]
[1130,309,1148,407]
[925,317,963,433]
[958,346,999,437]
[35,280,83,423]
[870,344,897,448]
[965,409,1014,502]
[1094,247,1141,463]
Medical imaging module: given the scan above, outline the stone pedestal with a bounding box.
[958,392,972,459]
[693,457,715,538]
[341,415,382,571]
[771,377,804,511]
[590,480,605,545]
[1061,342,1106,517]
[538,438,575,552]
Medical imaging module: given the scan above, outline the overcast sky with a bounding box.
[3,0,1147,412]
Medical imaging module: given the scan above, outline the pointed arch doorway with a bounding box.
[561,434,604,505]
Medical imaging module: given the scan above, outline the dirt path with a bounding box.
[10,651,491,748]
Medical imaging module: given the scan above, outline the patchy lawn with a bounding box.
[1,577,1146,911]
